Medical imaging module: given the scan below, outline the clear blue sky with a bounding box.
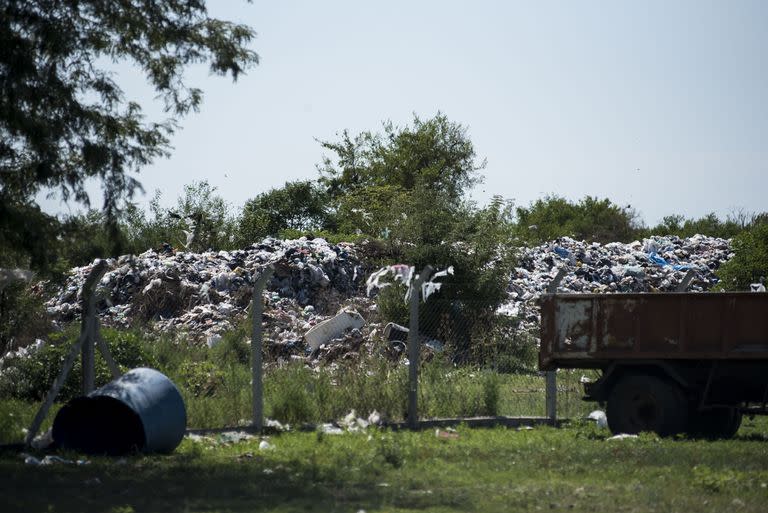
[42,0,768,226]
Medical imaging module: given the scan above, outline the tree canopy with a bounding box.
[0,0,258,270]
[318,113,484,204]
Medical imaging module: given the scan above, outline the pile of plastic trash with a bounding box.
[45,237,365,344]
[497,235,733,333]
[38,234,735,362]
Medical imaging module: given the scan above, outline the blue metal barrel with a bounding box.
[53,368,186,455]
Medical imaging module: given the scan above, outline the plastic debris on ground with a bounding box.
[264,418,290,432]
[606,434,639,441]
[22,454,90,466]
[586,410,608,429]
[305,309,366,351]
[435,427,460,440]
[318,424,345,435]
[30,428,54,450]
[187,430,256,446]
[317,410,383,435]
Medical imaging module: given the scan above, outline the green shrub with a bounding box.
[179,360,225,397]
[467,315,539,373]
[0,326,156,401]
[647,212,749,240]
[376,434,405,468]
[376,282,410,326]
[265,363,319,424]
[237,180,332,245]
[482,371,500,416]
[514,195,643,244]
[716,220,768,291]
[211,325,251,366]
[0,281,50,356]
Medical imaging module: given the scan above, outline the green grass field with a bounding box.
[1,333,765,513]
[2,417,767,513]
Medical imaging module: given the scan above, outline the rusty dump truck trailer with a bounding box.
[540,292,768,438]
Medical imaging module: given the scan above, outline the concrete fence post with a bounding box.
[407,265,433,430]
[26,260,109,446]
[544,266,566,425]
[251,264,274,432]
[546,371,557,425]
[80,260,107,395]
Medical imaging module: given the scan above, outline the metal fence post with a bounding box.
[252,264,274,432]
[545,267,566,425]
[407,265,433,430]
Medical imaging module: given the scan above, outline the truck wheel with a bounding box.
[688,408,742,439]
[606,374,688,437]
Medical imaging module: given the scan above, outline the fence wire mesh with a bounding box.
[1,263,597,446]
[417,295,554,419]
[247,275,595,428]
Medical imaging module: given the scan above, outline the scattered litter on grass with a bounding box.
[21,454,90,466]
[22,454,40,466]
[265,418,290,432]
[318,424,344,435]
[30,428,54,450]
[517,425,534,431]
[187,430,255,446]
[607,434,639,441]
[258,440,274,451]
[367,411,382,426]
[218,431,255,444]
[586,410,608,429]
[435,428,460,440]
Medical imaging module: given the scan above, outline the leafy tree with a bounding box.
[327,112,484,198]
[237,180,331,244]
[57,209,128,269]
[382,190,518,361]
[0,281,50,357]
[0,201,61,272]
[716,218,768,291]
[648,212,748,239]
[0,0,258,270]
[514,196,580,243]
[317,113,484,238]
[130,181,237,252]
[514,195,642,244]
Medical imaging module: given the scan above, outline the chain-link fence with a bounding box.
[8,262,596,449]
[414,290,590,423]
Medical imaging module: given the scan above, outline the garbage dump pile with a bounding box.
[498,235,733,335]
[46,237,366,344]
[40,235,733,364]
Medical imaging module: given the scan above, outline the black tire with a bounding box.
[606,374,688,437]
[688,408,742,440]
